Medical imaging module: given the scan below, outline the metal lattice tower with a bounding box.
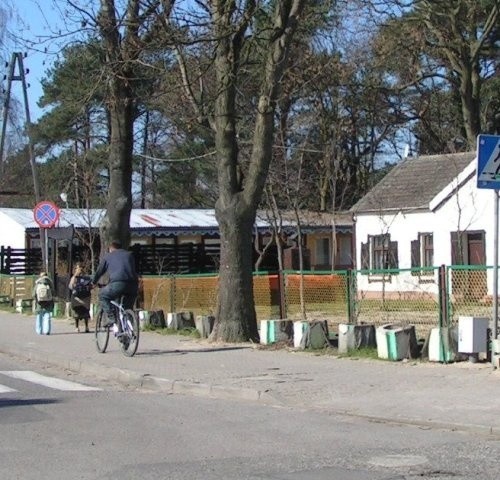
[0,51,40,201]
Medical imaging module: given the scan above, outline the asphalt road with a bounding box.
[1,353,500,480]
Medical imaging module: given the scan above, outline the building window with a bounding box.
[336,233,353,267]
[422,233,433,267]
[411,233,434,275]
[361,234,398,272]
[451,230,485,265]
[315,237,330,266]
[372,235,388,269]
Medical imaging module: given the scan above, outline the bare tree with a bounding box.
[366,0,500,151]
[411,0,499,148]
[191,0,306,342]
[97,0,139,247]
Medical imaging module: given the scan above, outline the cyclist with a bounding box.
[92,240,139,328]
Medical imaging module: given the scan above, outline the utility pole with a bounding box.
[1,52,46,268]
[141,110,149,209]
[0,52,41,200]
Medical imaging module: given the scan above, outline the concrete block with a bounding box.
[376,324,419,360]
[293,321,329,350]
[428,327,458,362]
[0,294,11,304]
[491,339,500,355]
[166,311,195,329]
[149,310,166,328]
[138,310,150,329]
[293,321,308,348]
[15,298,33,314]
[338,323,376,354]
[492,354,500,369]
[260,320,293,345]
[195,315,215,338]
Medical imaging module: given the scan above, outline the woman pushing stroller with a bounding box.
[68,263,92,333]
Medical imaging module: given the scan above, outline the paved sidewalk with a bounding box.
[1,311,500,436]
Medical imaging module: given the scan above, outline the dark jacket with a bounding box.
[92,249,138,285]
[69,275,92,310]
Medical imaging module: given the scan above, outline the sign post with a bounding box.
[477,134,500,360]
[33,201,60,273]
[495,191,499,342]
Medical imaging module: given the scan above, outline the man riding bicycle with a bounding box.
[92,240,139,327]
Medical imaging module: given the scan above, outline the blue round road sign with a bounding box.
[33,201,60,228]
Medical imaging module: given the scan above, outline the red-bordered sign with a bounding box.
[33,201,60,228]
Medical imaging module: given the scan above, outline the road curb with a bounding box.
[0,344,280,405]
[330,410,500,439]
[1,342,499,438]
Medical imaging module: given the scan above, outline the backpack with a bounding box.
[36,281,52,302]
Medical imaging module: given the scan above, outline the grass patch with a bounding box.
[300,346,379,358]
[0,304,17,314]
[142,324,200,338]
[338,347,379,360]
[356,299,438,312]
[306,346,337,356]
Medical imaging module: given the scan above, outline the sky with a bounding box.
[2,0,411,166]
[3,0,66,122]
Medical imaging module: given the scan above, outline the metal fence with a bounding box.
[139,266,494,340]
[447,265,491,323]
[346,265,492,339]
[2,265,494,340]
[353,267,441,339]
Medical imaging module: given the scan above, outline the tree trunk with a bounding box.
[101,90,134,248]
[212,203,259,342]
[207,0,304,343]
[98,0,137,249]
[459,67,481,149]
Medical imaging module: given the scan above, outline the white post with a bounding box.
[493,189,499,367]
[44,228,49,273]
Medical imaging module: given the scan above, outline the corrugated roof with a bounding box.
[0,208,106,229]
[0,208,38,227]
[351,151,476,214]
[1,208,353,232]
[130,209,219,229]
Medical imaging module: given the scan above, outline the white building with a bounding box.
[0,207,354,274]
[351,151,494,299]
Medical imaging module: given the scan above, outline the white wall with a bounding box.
[434,176,492,264]
[354,175,496,295]
[355,210,439,295]
[0,212,28,250]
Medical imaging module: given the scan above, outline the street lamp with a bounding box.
[60,192,68,209]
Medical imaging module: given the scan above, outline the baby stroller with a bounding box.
[70,275,92,333]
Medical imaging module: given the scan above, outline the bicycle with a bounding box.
[94,292,140,357]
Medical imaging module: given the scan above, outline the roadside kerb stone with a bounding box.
[335,410,500,439]
[3,338,499,438]
[209,384,280,404]
[0,342,271,402]
[172,380,211,397]
[140,375,175,393]
[0,343,148,389]
[3,312,500,437]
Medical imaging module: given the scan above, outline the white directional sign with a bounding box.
[477,134,500,189]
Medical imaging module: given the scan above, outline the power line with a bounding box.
[137,151,217,163]
[136,143,326,164]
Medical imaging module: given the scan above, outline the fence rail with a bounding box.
[140,265,495,339]
[1,265,494,340]
[0,247,42,275]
